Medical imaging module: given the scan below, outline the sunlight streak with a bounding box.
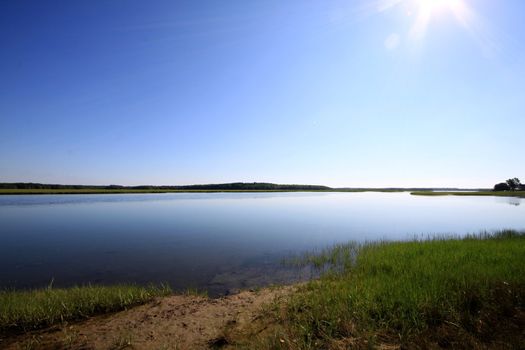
[410,3,433,39]
[411,0,469,39]
[376,0,404,12]
[449,1,497,56]
[375,0,492,54]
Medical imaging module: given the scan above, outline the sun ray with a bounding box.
[374,0,492,55]
[410,4,433,39]
[376,0,404,12]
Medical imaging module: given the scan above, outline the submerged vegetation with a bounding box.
[0,284,171,334]
[259,230,525,348]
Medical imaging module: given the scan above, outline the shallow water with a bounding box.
[0,192,524,294]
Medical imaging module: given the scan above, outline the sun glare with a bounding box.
[377,0,478,42]
[416,0,462,15]
[410,0,469,39]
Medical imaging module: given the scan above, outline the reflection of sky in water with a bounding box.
[1,192,524,292]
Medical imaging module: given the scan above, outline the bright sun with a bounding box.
[416,0,463,15]
[409,0,470,39]
[377,0,472,38]
[378,0,492,54]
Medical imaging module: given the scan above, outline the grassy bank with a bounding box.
[411,190,525,198]
[0,284,171,334]
[259,230,525,349]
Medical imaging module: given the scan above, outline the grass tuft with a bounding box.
[183,287,209,298]
[0,284,171,333]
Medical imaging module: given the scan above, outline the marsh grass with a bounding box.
[275,230,525,348]
[411,190,525,198]
[182,287,209,297]
[0,284,171,333]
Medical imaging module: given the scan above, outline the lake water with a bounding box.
[1,192,524,295]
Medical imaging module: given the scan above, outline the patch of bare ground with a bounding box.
[1,286,293,350]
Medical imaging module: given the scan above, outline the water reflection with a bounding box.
[495,196,522,207]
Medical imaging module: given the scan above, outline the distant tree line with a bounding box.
[494,178,524,191]
[0,182,332,191]
[0,183,107,190]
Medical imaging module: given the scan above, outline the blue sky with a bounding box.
[1,0,524,187]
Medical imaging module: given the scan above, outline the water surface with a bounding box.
[1,192,524,295]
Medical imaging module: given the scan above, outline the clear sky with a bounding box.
[1,0,524,188]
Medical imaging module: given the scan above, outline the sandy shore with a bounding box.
[3,287,293,350]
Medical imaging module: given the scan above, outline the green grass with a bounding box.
[411,190,525,198]
[271,230,525,348]
[182,287,209,297]
[0,284,171,334]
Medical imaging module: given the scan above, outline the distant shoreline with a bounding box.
[2,189,524,198]
[0,189,335,195]
[0,182,492,195]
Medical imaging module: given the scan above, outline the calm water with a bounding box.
[1,192,524,295]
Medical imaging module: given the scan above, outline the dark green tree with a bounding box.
[494,182,510,191]
[506,178,521,191]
